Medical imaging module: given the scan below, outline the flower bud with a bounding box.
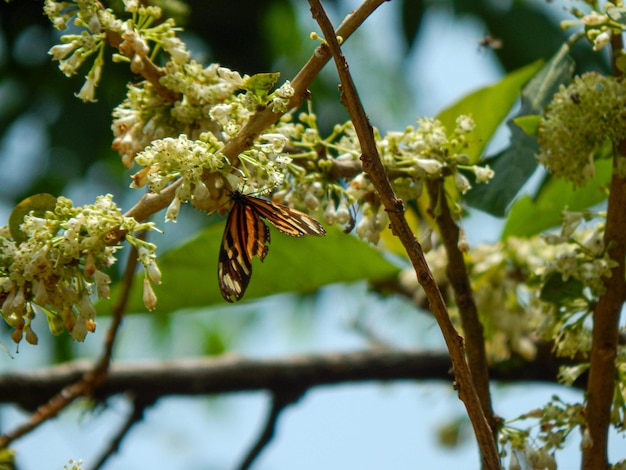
[143,278,157,311]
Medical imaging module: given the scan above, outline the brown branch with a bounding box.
[582,33,626,470]
[307,1,500,468]
[0,349,576,411]
[583,156,626,465]
[0,243,141,449]
[425,180,496,436]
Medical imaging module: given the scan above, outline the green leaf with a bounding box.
[437,60,543,164]
[513,115,541,137]
[502,159,611,238]
[243,72,281,101]
[465,43,576,216]
[98,225,400,315]
[540,272,584,306]
[607,5,626,26]
[8,193,57,243]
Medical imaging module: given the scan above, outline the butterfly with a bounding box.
[218,190,326,302]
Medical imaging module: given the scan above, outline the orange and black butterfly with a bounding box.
[218,190,326,302]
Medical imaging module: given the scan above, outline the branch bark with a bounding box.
[582,151,626,469]
[582,33,626,470]
[0,349,574,411]
[425,180,496,435]
[307,1,500,467]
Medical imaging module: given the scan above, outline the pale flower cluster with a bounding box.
[537,73,626,188]
[0,195,158,342]
[402,236,554,363]
[45,0,169,103]
[112,62,238,167]
[501,396,585,469]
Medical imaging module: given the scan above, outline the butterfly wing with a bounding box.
[218,199,270,302]
[245,195,326,237]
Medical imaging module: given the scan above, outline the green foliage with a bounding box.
[503,159,611,238]
[539,272,585,307]
[436,60,543,165]
[8,193,57,244]
[100,225,399,315]
[466,44,576,216]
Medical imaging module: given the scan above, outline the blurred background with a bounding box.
[0,0,615,468]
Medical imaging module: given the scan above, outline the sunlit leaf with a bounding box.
[244,72,281,101]
[8,193,57,243]
[502,159,610,238]
[437,60,543,164]
[513,115,541,137]
[98,225,400,315]
[465,44,576,216]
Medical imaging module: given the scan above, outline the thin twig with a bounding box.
[91,395,152,470]
[306,1,501,467]
[425,180,496,437]
[236,388,306,470]
[0,243,141,448]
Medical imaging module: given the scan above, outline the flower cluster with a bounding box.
[45,0,175,103]
[561,5,625,53]
[534,210,615,362]
[0,195,158,342]
[537,73,626,188]
[400,236,555,363]
[131,133,227,221]
[112,63,235,166]
[266,114,493,244]
[500,396,585,469]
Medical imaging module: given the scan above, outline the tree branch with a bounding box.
[425,180,496,436]
[583,32,626,470]
[0,349,577,411]
[307,1,500,467]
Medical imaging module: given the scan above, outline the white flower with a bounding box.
[473,165,494,183]
[593,31,611,51]
[75,76,97,102]
[49,42,77,61]
[324,201,337,224]
[143,278,157,311]
[456,115,475,133]
[582,11,608,26]
[218,67,244,87]
[165,197,181,222]
[454,172,471,193]
[416,158,443,174]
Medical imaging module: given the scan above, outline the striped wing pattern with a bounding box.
[218,191,326,302]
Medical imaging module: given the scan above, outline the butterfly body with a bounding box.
[218,190,326,302]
